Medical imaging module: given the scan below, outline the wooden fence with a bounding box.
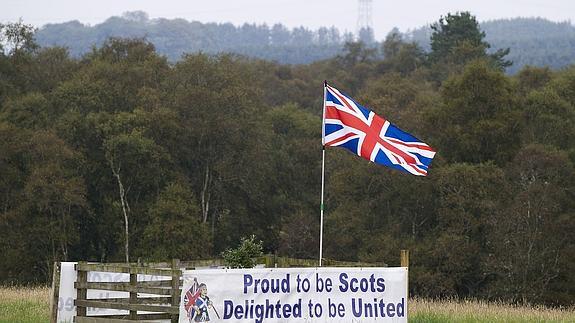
[51,253,404,323]
[74,259,181,323]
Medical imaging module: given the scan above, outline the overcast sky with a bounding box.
[2,0,574,40]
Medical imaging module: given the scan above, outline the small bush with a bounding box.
[221,235,263,269]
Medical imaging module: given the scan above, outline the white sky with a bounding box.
[2,0,574,40]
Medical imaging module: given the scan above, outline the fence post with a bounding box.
[76,261,87,317]
[400,250,409,267]
[400,249,410,311]
[50,261,61,323]
[129,268,137,320]
[171,259,181,323]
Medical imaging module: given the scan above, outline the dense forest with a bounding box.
[1,12,575,307]
[35,11,575,73]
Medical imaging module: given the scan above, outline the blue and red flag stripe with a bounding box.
[323,84,436,176]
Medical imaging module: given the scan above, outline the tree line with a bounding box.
[1,12,574,306]
[406,17,575,74]
[35,11,575,73]
[35,11,354,64]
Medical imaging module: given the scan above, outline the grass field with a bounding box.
[1,286,574,322]
[0,286,50,323]
[409,297,575,322]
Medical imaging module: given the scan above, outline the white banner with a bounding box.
[179,267,407,323]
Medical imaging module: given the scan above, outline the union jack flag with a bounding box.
[323,83,436,176]
[183,278,201,319]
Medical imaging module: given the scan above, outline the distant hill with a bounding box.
[35,12,575,73]
[405,17,575,74]
[34,11,349,64]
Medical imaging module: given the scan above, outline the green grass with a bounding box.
[0,286,50,323]
[0,300,50,323]
[409,297,575,322]
[1,286,574,322]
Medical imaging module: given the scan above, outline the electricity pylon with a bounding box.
[357,0,374,41]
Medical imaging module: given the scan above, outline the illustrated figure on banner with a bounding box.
[184,278,220,322]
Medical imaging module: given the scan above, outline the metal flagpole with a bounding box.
[319,81,327,267]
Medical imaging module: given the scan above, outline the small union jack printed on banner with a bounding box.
[323,83,436,176]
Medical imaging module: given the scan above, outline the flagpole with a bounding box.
[319,81,327,267]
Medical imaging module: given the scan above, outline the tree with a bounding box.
[516,66,552,94]
[0,93,51,129]
[0,20,39,100]
[29,47,77,92]
[48,38,172,263]
[24,131,87,263]
[0,127,87,281]
[429,12,511,71]
[521,88,575,149]
[103,128,170,262]
[267,104,322,258]
[0,20,38,56]
[335,42,378,92]
[486,145,575,304]
[169,54,281,253]
[379,29,426,75]
[337,41,377,68]
[417,163,508,297]
[221,235,263,269]
[122,11,149,23]
[382,28,403,59]
[550,66,575,107]
[270,24,290,46]
[425,60,521,164]
[142,181,211,260]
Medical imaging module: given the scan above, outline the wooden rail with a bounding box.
[259,254,387,268]
[73,259,182,323]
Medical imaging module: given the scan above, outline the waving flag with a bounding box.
[323,83,436,176]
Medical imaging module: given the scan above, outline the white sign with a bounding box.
[179,267,407,322]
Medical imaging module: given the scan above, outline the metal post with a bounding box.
[319,148,326,267]
[319,81,327,267]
